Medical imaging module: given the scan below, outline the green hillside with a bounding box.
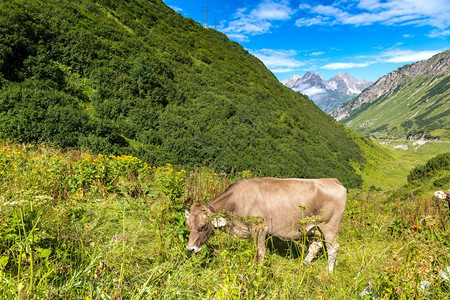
[0,0,367,187]
[342,54,450,141]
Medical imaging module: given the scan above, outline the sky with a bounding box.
[162,0,450,82]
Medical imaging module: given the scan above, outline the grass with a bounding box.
[0,139,449,299]
[381,140,450,189]
[350,136,450,191]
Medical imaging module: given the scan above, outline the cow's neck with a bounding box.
[208,189,235,212]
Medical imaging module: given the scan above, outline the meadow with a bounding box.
[0,139,449,299]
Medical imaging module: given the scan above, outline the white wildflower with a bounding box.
[439,266,450,281]
[418,280,431,292]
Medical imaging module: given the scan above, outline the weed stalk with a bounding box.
[119,202,126,293]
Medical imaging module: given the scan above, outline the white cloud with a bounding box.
[310,51,326,56]
[252,0,293,20]
[168,5,182,13]
[302,86,327,97]
[357,0,384,10]
[320,48,444,71]
[295,0,450,35]
[295,16,330,27]
[250,49,305,73]
[382,49,442,62]
[222,1,294,40]
[428,29,450,38]
[225,15,272,36]
[311,5,347,17]
[322,62,373,70]
[299,4,312,10]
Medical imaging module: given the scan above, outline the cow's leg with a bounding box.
[304,224,323,263]
[325,242,339,273]
[322,225,340,273]
[252,225,268,262]
[305,240,322,262]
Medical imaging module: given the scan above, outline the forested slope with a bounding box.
[0,0,367,187]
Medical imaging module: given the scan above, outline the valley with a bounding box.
[332,51,449,141]
[363,139,450,189]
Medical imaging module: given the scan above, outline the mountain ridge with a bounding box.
[282,72,372,112]
[331,51,449,121]
[331,51,450,140]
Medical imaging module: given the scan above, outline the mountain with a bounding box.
[0,0,370,187]
[282,72,372,112]
[331,51,450,140]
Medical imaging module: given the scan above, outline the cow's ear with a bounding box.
[211,217,227,228]
[185,210,190,219]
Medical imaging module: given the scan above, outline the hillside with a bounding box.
[331,51,449,140]
[282,72,372,112]
[0,0,367,187]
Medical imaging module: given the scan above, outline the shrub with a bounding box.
[407,152,450,182]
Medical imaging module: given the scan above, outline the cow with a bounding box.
[434,190,450,202]
[434,190,450,213]
[185,177,347,273]
[434,190,447,200]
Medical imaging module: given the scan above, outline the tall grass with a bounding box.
[0,140,449,298]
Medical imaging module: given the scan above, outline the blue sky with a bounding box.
[163,0,449,81]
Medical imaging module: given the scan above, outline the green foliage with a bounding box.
[0,0,366,187]
[69,153,145,193]
[153,164,185,205]
[388,151,450,211]
[407,152,450,182]
[380,195,450,298]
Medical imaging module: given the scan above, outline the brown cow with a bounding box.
[185,177,347,272]
[434,190,450,214]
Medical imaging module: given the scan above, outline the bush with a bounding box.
[407,152,450,182]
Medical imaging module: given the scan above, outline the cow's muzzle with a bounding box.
[186,246,201,253]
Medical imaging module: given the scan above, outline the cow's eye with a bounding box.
[200,225,207,231]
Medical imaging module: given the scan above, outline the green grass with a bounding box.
[343,74,450,141]
[0,139,449,299]
[380,141,449,189]
[350,135,450,191]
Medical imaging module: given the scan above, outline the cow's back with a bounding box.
[226,177,346,239]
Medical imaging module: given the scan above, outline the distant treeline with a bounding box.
[0,0,366,187]
[407,152,450,182]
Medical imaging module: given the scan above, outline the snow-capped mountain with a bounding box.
[327,72,372,96]
[282,72,373,112]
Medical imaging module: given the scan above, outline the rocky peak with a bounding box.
[327,72,371,95]
[281,71,373,112]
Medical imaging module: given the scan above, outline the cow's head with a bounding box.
[185,203,226,253]
[434,191,447,200]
